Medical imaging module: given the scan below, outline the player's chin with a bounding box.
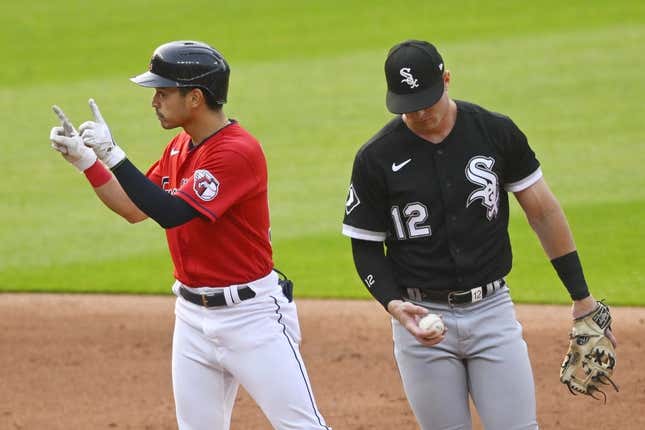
[158,118,179,129]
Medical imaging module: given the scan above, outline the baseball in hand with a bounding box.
[418,313,444,335]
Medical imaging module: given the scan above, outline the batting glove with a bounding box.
[79,98,126,169]
[50,105,97,172]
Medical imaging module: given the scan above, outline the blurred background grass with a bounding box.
[1,0,643,304]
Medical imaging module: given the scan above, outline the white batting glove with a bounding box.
[50,105,97,172]
[79,98,126,169]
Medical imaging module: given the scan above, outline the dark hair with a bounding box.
[178,87,223,111]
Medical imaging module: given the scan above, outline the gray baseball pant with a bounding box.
[393,286,539,430]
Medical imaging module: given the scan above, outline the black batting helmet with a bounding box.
[131,41,230,104]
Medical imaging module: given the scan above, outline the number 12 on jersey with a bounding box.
[391,203,432,240]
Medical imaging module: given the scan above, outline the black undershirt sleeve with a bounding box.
[111,159,200,229]
[351,238,403,310]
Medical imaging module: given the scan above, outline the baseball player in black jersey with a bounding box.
[342,40,617,429]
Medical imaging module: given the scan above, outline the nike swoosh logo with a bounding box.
[392,158,412,172]
[170,149,180,156]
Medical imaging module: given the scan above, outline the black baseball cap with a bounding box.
[385,40,445,114]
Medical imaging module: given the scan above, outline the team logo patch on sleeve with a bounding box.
[193,169,220,201]
[345,183,361,215]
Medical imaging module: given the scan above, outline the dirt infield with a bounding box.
[1,294,643,429]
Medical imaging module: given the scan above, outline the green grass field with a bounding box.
[1,1,643,305]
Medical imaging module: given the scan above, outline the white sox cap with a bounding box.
[385,40,445,114]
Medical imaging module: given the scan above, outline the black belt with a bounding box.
[179,285,256,308]
[406,279,506,305]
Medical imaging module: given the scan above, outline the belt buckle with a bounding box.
[201,294,209,307]
[448,289,476,305]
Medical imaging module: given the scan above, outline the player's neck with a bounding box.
[184,110,230,146]
[405,99,457,144]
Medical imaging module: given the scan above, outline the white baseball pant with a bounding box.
[171,271,330,430]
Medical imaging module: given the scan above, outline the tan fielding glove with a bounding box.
[560,301,618,401]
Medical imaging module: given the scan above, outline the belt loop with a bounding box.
[447,292,456,306]
[222,287,234,306]
[495,279,501,292]
[407,288,422,301]
[230,286,242,304]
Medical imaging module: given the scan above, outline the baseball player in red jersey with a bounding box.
[49,40,330,430]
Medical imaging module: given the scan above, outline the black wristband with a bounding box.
[550,251,590,300]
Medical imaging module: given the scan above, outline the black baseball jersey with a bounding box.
[342,100,542,292]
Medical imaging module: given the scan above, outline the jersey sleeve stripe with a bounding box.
[342,224,387,242]
[504,167,543,192]
[176,190,219,221]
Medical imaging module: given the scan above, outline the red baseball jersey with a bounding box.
[146,121,274,287]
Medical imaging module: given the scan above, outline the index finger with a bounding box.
[88,98,104,123]
[52,105,76,136]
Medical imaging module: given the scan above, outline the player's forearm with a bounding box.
[92,176,148,223]
[533,214,590,299]
[111,159,199,228]
[350,238,402,309]
[525,196,591,298]
[515,179,589,300]
[515,179,576,259]
[527,203,576,259]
